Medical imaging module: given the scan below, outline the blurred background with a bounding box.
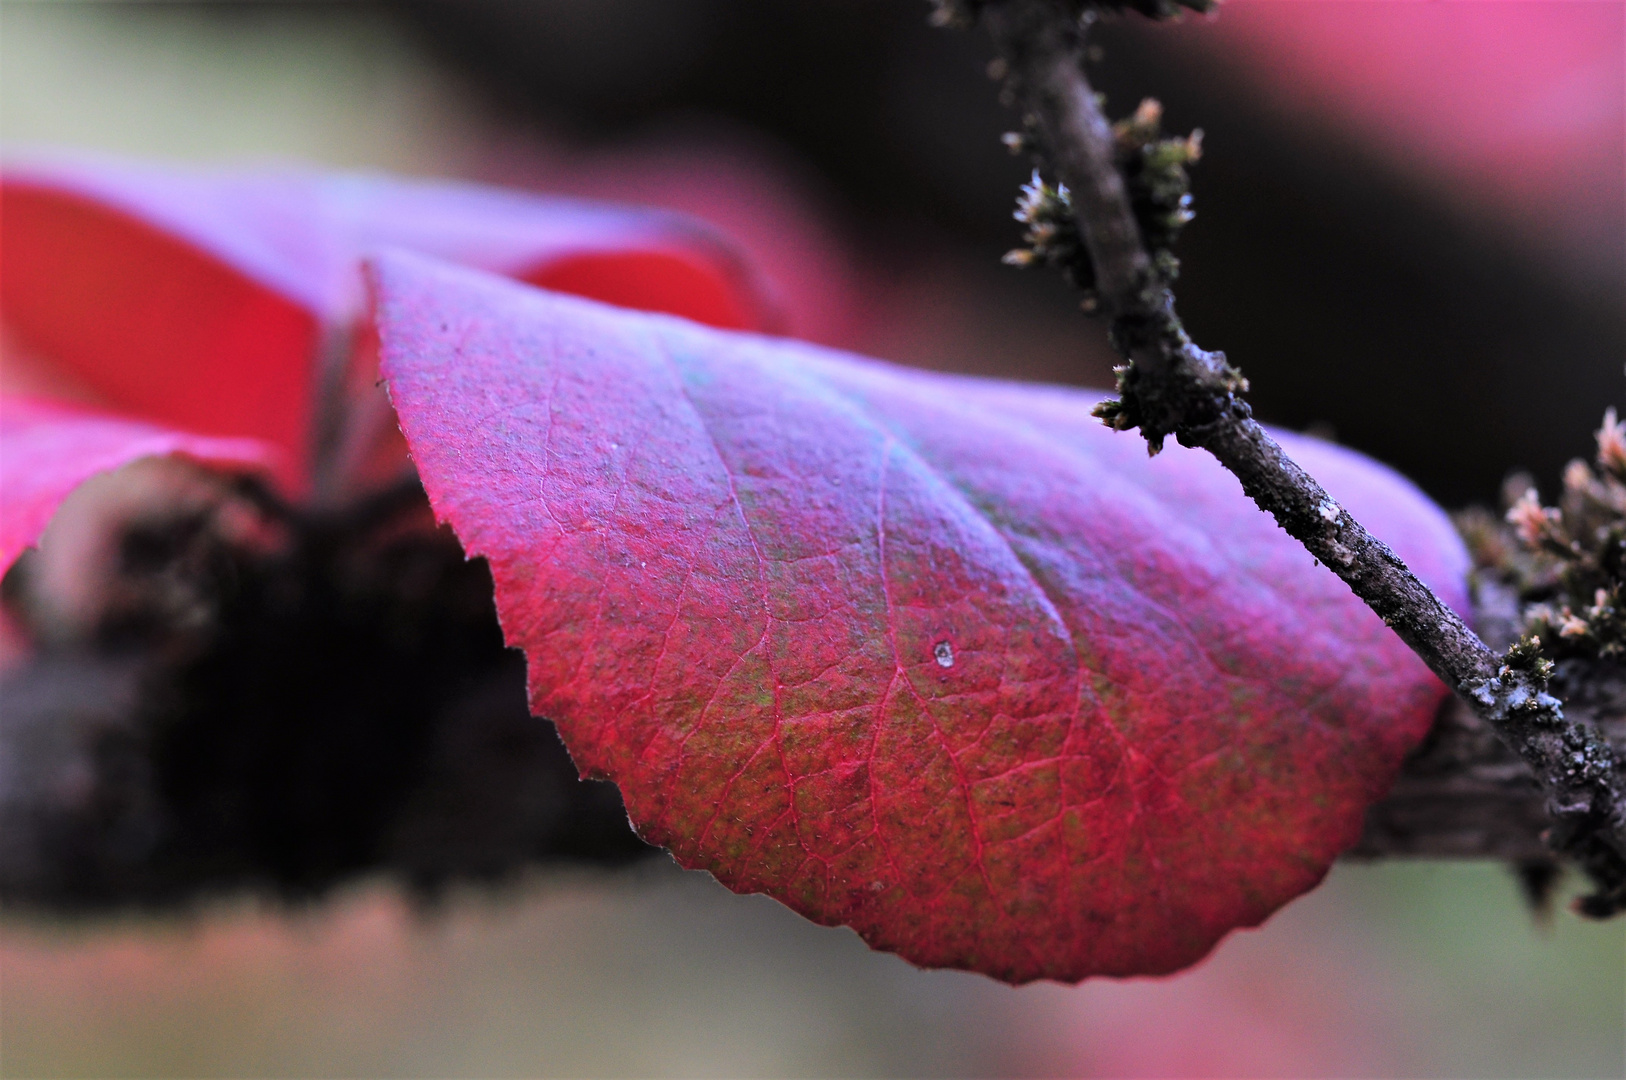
[1,1,1622,1075]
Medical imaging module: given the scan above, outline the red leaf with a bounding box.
[0,160,771,576]
[373,252,1469,983]
[0,180,322,488]
[0,160,771,490]
[525,252,761,335]
[0,395,277,573]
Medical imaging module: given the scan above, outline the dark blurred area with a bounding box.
[0,463,648,912]
[392,0,1625,509]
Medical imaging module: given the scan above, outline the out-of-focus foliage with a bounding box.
[3,863,1622,1077]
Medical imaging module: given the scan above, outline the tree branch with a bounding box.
[978,0,1626,913]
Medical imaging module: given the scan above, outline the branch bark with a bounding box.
[979,0,1626,913]
[1357,659,1626,866]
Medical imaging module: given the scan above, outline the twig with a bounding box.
[977,0,1626,913]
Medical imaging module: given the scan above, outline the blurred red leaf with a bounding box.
[0,159,770,575]
[373,252,1469,983]
[1205,0,1624,265]
[0,180,321,483]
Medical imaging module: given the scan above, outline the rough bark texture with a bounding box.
[1357,664,1626,865]
[980,0,1626,912]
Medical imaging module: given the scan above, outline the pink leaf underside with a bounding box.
[373,252,1470,984]
[0,160,769,487]
[0,395,277,573]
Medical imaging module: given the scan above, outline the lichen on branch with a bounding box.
[1004,97,1203,307]
[1463,408,1626,665]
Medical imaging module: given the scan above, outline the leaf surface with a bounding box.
[373,252,1469,983]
